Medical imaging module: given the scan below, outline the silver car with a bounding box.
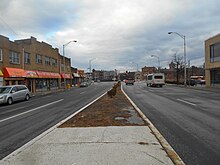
[0,85,31,105]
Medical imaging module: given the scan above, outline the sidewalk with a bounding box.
[0,85,184,165]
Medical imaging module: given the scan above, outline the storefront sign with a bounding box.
[50,72,61,79]
[25,70,38,78]
[61,73,72,79]
[36,71,61,79]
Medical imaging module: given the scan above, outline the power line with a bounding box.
[0,16,18,36]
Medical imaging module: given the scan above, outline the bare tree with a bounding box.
[172,53,184,84]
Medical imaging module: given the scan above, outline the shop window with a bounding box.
[210,68,220,86]
[50,79,58,90]
[9,51,20,64]
[35,79,47,91]
[24,52,31,64]
[0,48,2,62]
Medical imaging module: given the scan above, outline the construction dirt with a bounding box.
[59,85,149,128]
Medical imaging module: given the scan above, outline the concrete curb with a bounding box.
[121,85,186,165]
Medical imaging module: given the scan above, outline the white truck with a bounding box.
[146,73,165,87]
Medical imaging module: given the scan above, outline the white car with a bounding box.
[0,85,31,105]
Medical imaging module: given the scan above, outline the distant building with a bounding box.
[141,66,157,80]
[92,70,116,81]
[205,33,220,87]
[135,71,142,82]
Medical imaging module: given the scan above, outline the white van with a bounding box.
[146,73,165,87]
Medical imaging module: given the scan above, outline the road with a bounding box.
[123,82,220,165]
[0,82,113,160]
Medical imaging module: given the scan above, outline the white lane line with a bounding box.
[80,91,86,95]
[0,99,64,123]
[177,99,197,106]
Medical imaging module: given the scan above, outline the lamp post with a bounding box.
[168,32,187,86]
[63,40,77,88]
[151,55,160,72]
[89,58,96,80]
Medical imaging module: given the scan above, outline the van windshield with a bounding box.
[0,87,11,94]
[154,76,163,79]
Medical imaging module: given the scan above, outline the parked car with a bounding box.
[0,85,31,105]
[187,79,197,86]
[80,82,88,87]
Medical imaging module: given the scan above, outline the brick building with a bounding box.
[205,33,220,87]
[0,35,73,93]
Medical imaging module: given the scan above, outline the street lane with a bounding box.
[123,82,220,165]
[0,82,113,159]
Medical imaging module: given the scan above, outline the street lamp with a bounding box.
[168,31,187,86]
[63,40,77,88]
[151,55,160,72]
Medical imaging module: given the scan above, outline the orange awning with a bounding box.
[25,70,38,78]
[61,73,72,79]
[4,67,26,78]
[36,71,61,78]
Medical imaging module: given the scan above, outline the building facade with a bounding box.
[0,35,73,93]
[205,33,220,87]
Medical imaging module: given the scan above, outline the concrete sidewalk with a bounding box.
[1,126,174,165]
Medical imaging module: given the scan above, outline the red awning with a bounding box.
[50,72,61,79]
[61,73,72,79]
[25,70,38,78]
[36,71,61,78]
[4,67,26,78]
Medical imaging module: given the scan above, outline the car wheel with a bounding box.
[7,97,13,105]
[25,94,30,101]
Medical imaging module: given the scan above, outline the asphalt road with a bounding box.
[123,82,220,165]
[0,82,113,160]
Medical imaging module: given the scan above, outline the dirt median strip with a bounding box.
[59,87,148,127]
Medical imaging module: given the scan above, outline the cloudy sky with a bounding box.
[0,0,220,72]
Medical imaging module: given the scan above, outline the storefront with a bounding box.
[0,70,3,86]
[25,70,38,93]
[72,73,80,86]
[3,67,61,93]
[60,73,72,87]
[210,68,220,87]
[36,71,61,92]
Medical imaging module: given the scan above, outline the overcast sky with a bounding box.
[0,0,220,72]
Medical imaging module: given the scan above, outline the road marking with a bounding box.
[80,91,86,95]
[0,99,64,123]
[177,99,197,106]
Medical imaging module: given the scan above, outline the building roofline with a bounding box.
[205,33,220,42]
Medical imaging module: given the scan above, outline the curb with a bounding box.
[121,85,185,165]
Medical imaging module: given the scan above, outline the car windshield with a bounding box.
[0,87,11,94]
